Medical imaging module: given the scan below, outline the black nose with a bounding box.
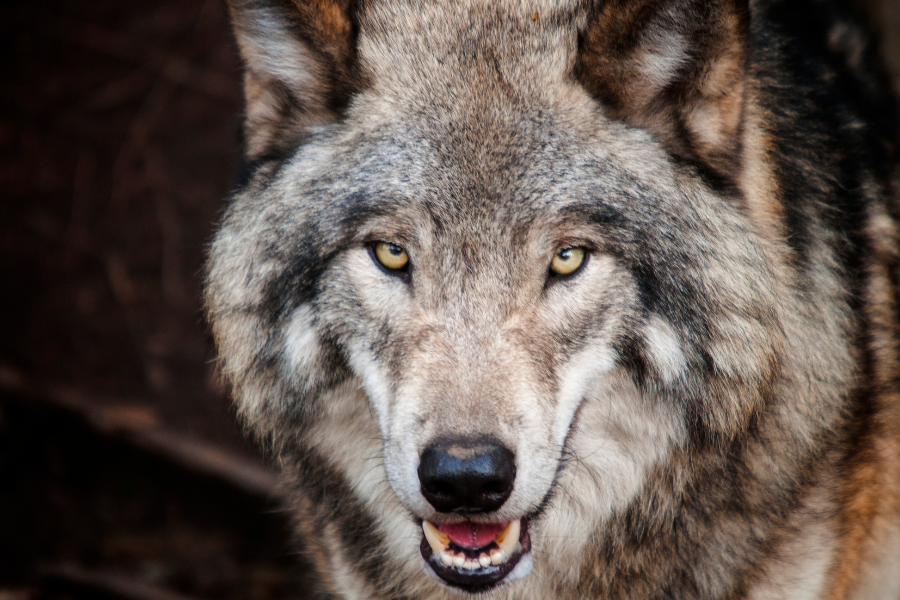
[418,438,516,513]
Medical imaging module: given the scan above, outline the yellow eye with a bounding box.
[550,247,585,276]
[373,242,409,271]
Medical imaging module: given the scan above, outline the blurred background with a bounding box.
[0,0,898,599]
[0,0,315,598]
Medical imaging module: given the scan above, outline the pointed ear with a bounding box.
[577,0,750,184]
[228,0,363,160]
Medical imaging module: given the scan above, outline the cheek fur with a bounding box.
[538,369,686,565]
[323,248,415,423]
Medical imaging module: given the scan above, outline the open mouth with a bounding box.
[419,518,533,593]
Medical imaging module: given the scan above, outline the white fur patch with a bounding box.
[346,341,393,433]
[644,315,686,383]
[284,305,320,373]
[384,389,436,517]
[552,343,618,446]
[638,30,688,91]
[540,369,686,574]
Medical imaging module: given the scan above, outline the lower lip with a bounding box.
[419,519,532,592]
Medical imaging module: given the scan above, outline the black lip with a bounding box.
[419,519,531,593]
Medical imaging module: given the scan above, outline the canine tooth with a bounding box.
[453,554,466,568]
[495,519,521,555]
[479,553,491,568]
[490,549,505,565]
[440,551,454,566]
[494,520,514,545]
[422,521,450,554]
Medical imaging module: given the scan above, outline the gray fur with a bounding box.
[207,0,900,598]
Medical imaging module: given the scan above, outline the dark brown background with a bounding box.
[1,0,898,599]
[0,0,317,598]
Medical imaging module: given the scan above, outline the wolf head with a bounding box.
[207,0,855,595]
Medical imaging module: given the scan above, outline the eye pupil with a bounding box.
[389,244,403,256]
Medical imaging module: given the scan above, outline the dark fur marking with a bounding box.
[233,150,294,192]
[259,192,386,323]
[754,0,897,276]
[285,446,419,600]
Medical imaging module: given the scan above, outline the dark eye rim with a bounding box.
[367,241,412,282]
[547,246,590,281]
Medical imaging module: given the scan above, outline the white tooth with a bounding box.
[495,519,521,555]
[453,554,466,568]
[422,521,450,554]
[465,560,478,571]
[479,553,491,568]
[490,549,505,565]
[440,552,454,566]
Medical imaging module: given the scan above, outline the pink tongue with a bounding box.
[439,521,509,549]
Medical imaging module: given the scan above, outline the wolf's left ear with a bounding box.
[228,0,362,160]
[577,0,750,184]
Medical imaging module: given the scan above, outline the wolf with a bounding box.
[205,0,900,598]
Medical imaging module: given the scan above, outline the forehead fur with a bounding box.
[356,0,595,124]
[326,0,671,234]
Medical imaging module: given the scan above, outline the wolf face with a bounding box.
[207,0,900,598]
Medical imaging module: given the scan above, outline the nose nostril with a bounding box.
[418,438,516,513]
[480,481,510,496]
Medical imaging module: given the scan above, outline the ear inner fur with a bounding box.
[576,0,750,187]
[228,0,365,160]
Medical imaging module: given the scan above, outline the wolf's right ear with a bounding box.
[228,0,363,160]
[577,0,750,186]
